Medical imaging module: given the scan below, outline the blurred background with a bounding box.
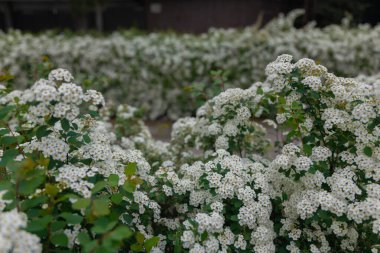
[1,0,379,33]
[1,0,380,140]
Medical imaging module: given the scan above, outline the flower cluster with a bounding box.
[0,209,42,253]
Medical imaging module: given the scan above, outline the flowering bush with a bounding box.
[266,54,380,252]
[0,70,161,252]
[150,150,275,252]
[1,54,380,253]
[169,84,271,163]
[1,10,380,119]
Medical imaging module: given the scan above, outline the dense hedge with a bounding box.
[1,10,380,120]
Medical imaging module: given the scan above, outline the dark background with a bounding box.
[0,0,379,33]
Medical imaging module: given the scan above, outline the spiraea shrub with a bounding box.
[266,55,380,252]
[0,70,162,252]
[0,54,379,253]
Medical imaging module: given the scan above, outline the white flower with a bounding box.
[311,146,332,162]
[352,103,376,123]
[48,68,74,83]
[302,76,322,91]
[215,136,229,150]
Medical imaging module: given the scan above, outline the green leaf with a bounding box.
[174,233,182,253]
[91,181,107,194]
[83,240,98,253]
[110,225,133,240]
[89,110,99,118]
[0,72,14,82]
[136,232,145,244]
[51,221,67,232]
[83,134,91,143]
[278,96,286,105]
[308,165,317,174]
[51,233,68,247]
[19,176,45,196]
[0,180,12,191]
[67,131,81,138]
[0,128,9,135]
[131,244,143,252]
[61,118,70,132]
[45,183,60,197]
[47,117,60,125]
[72,198,91,210]
[123,181,135,193]
[363,146,373,157]
[233,199,242,208]
[230,222,241,234]
[20,196,48,211]
[303,143,312,156]
[67,136,82,146]
[230,215,238,221]
[111,193,123,205]
[108,174,119,187]
[368,116,380,130]
[0,105,15,118]
[0,136,22,145]
[200,231,208,242]
[144,236,160,252]
[310,91,320,99]
[36,125,52,139]
[317,210,330,219]
[0,148,19,166]
[77,232,91,245]
[95,246,110,253]
[92,218,117,234]
[277,246,289,253]
[60,213,83,224]
[125,162,137,176]
[55,193,76,204]
[92,199,110,217]
[27,215,53,232]
[291,101,302,110]
[286,129,298,141]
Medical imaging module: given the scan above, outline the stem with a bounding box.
[14,174,21,211]
[5,123,26,158]
[5,123,25,211]
[296,123,305,152]
[329,151,335,174]
[43,222,52,253]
